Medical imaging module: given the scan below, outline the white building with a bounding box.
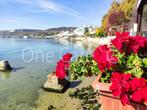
[55,31,74,37]
[88,26,97,34]
[74,25,96,36]
[74,26,85,36]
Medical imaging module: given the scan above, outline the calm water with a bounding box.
[0,38,97,110]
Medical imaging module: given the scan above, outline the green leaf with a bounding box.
[69,55,100,80]
[143,58,147,68]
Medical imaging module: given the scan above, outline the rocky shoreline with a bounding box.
[34,76,96,110]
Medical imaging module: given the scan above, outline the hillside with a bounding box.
[0,27,76,38]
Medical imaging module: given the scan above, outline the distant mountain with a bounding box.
[14,29,42,33]
[0,27,77,38]
[46,27,76,32]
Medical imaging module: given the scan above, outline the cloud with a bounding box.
[1,0,82,18]
[37,0,82,18]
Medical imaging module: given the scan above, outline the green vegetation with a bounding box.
[113,48,147,78]
[95,28,106,37]
[100,48,147,83]
[69,86,101,110]
[70,55,99,80]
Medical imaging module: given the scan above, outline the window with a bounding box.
[141,4,147,34]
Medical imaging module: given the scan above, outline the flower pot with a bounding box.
[92,75,147,110]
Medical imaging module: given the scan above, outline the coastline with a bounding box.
[53,35,116,45]
[0,35,116,46]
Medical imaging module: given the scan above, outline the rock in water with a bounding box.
[0,60,12,71]
[43,72,70,93]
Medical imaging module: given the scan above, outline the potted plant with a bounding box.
[55,52,73,90]
[43,53,72,92]
[92,32,147,110]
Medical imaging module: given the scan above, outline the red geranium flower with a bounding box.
[56,53,72,79]
[111,32,147,54]
[111,32,129,53]
[62,53,73,61]
[56,60,66,79]
[130,78,147,103]
[62,53,73,68]
[128,36,146,54]
[110,72,132,105]
[93,45,118,72]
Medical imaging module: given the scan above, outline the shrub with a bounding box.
[95,28,106,37]
[70,55,99,80]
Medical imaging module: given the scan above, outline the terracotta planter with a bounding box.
[92,75,147,110]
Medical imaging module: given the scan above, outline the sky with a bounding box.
[0,0,113,30]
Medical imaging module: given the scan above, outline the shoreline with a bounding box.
[53,35,116,45]
[34,76,96,110]
[0,35,116,45]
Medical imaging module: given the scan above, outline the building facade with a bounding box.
[136,0,147,36]
[73,26,96,36]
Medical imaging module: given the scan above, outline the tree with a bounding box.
[108,11,126,26]
[110,1,121,11]
[102,14,108,30]
[101,0,122,32]
[119,0,136,21]
[100,0,137,33]
[96,28,106,37]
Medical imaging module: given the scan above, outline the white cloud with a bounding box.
[1,0,82,18]
[37,0,81,18]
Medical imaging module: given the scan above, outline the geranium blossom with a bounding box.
[56,53,72,79]
[111,32,129,53]
[110,73,147,105]
[111,32,147,54]
[93,45,118,72]
[62,52,73,61]
[128,36,146,54]
[56,60,66,79]
[130,78,147,103]
[62,53,73,68]
[110,72,131,105]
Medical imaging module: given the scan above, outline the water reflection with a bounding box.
[0,71,11,79]
[56,38,98,53]
[0,67,25,79]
